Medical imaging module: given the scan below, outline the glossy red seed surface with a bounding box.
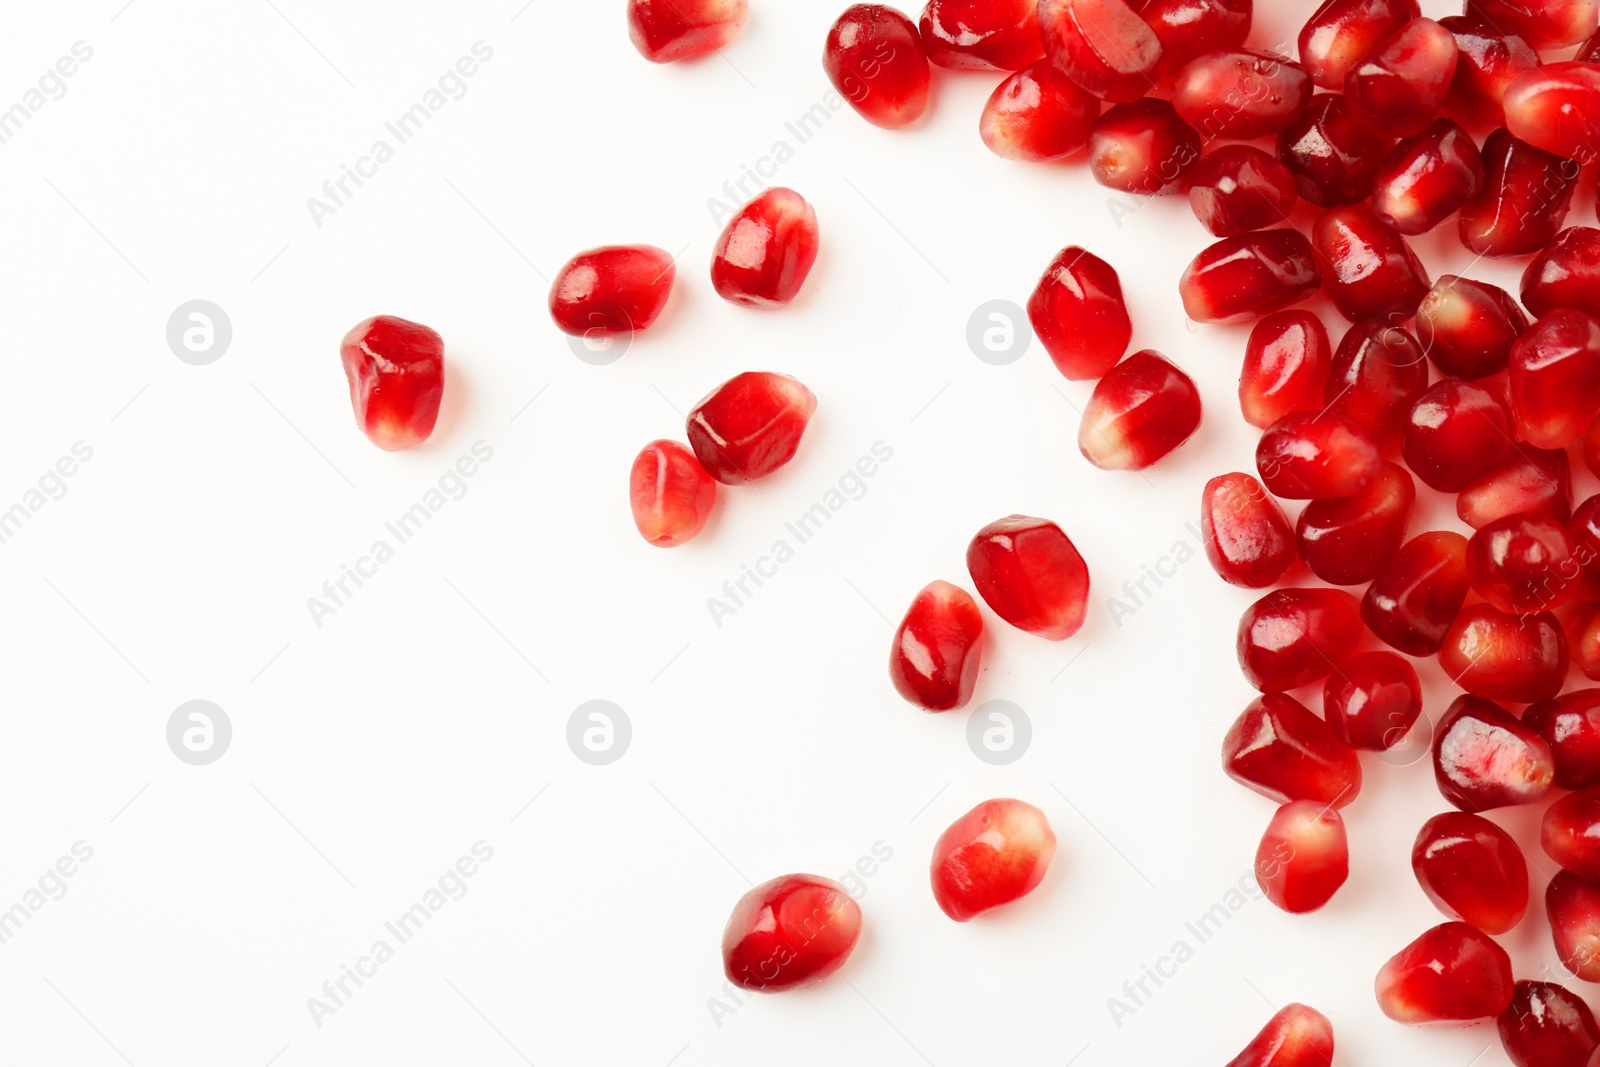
[1344,17,1458,136]
[1510,308,1600,449]
[1179,228,1322,324]
[1546,788,1600,881]
[1187,146,1299,239]
[1256,410,1381,499]
[549,245,676,337]
[1202,472,1297,588]
[1523,228,1600,321]
[1362,531,1470,656]
[1256,800,1348,913]
[1237,587,1364,693]
[1223,693,1363,806]
[1548,870,1600,982]
[1468,512,1582,614]
[889,580,984,711]
[1498,981,1600,1067]
[1527,690,1600,789]
[966,515,1090,639]
[1442,606,1569,703]
[1375,921,1515,1023]
[1027,246,1131,380]
[1240,311,1331,428]
[722,874,862,991]
[1323,650,1421,750]
[1276,94,1395,207]
[1296,462,1414,585]
[1460,128,1580,258]
[1298,0,1421,90]
[1440,16,1539,128]
[1312,206,1430,322]
[627,0,747,61]
[980,61,1101,161]
[1086,98,1201,194]
[686,371,817,484]
[1370,119,1484,236]
[1505,62,1600,163]
[1144,0,1251,74]
[919,0,1043,70]
[1078,350,1202,470]
[1415,275,1528,381]
[1037,0,1164,103]
[629,440,717,547]
[1458,448,1573,529]
[1171,50,1312,141]
[1413,811,1529,933]
[1325,321,1429,443]
[823,4,932,129]
[1402,380,1513,493]
[1570,604,1600,682]
[930,798,1056,920]
[1586,422,1600,480]
[1223,1003,1335,1067]
[1467,0,1598,49]
[711,188,820,308]
[1434,694,1556,811]
[338,315,445,452]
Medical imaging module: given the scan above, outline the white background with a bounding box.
[0,0,1587,1064]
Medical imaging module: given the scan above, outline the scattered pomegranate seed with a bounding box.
[1466,0,1599,49]
[1078,351,1202,471]
[918,0,1043,70]
[1223,693,1363,807]
[1440,16,1539,128]
[1298,0,1420,90]
[1546,788,1600,882]
[338,315,445,452]
[1170,51,1312,141]
[1370,119,1484,237]
[1256,410,1381,500]
[1086,98,1201,195]
[889,580,984,711]
[1376,921,1515,1023]
[1505,62,1600,164]
[1523,228,1600,321]
[1414,275,1528,381]
[629,440,718,547]
[1468,512,1581,615]
[1239,311,1332,429]
[1223,1003,1335,1067]
[1036,0,1163,103]
[686,371,817,484]
[1313,206,1430,323]
[1527,690,1600,788]
[1441,606,1569,703]
[1361,530,1471,656]
[1403,380,1513,493]
[1413,811,1529,933]
[1143,0,1251,74]
[1510,309,1600,449]
[1201,472,1297,588]
[823,4,932,129]
[1276,94,1394,207]
[1548,869,1600,982]
[627,0,748,61]
[1460,128,1579,258]
[1178,229,1322,324]
[1343,17,1458,136]
[710,188,820,309]
[1498,980,1600,1067]
[722,873,862,991]
[1296,461,1414,585]
[966,515,1090,640]
[1458,448,1574,530]
[1433,695,1556,811]
[1325,321,1429,443]
[930,798,1056,920]
[1027,246,1131,380]
[980,61,1101,161]
[1323,650,1422,750]
[1237,587,1364,693]
[1187,146,1300,240]
[1256,800,1348,913]
[549,245,677,338]
[1570,604,1600,682]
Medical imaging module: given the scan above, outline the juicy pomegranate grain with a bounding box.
[627,0,747,61]
[1466,0,1598,49]
[1324,321,1429,443]
[1505,62,1600,163]
[1256,801,1349,913]
[1468,512,1582,614]
[1239,311,1332,429]
[1441,606,1568,703]
[918,0,1043,70]
[1571,604,1600,681]
[1298,0,1421,90]
[889,580,984,711]
[1523,228,1600,321]
[1415,275,1528,381]
[1178,228,1322,324]
[686,371,817,484]
[1037,0,1163,103]
[1323,650,1422,750]
[549,245,676,338]
[1170,50,1312,141]
[1457,448,1573,530]
[1256,410,1381,500]
[1142,0,1251,75]
[1413,811,1529,933]
[966,515,1090,639]
[1434,694,1557,810]
[1201,472,1297,588]
[1027,246,1131,380]
[930,798,1055,920]
[1312,206,1430,322]
[1546,788,1600,881]
[1224,1003,1335,1067]
[1223,693,1363,806]
[1509,308,1600,449]
[980,61,1100,161]
[1370,119,1484,236]
[722,874,863,991]
[629,440,717,547]
[1440,16,1539,128]
[1187,146,1300,240]
[1585,28,1600,60]
[710,188,820,308]
[338,315,445,452]
[1526,690,1600,789]
[1498,981,1600,1067]
[1376,922,1515,1023]
[1296,462,1414,585]
[1361,530,1471,656]
[1586,421,1600,480]
[1548,870,1600,982]
[1237,587,1364,693]
[823,5,932,129]
[1460,128,1579,258]
[1403,380,1514,493]
[1343,17,1458,136]
[1086,98,1201,195]
[1078,351,1202,471]
[1276,94,1395,207]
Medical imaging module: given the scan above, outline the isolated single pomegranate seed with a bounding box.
[1415,275,1528,381]
[1224,1003,1335,1067]
[338,315,444,452]
[1276,94,1395,207]
[1510,309,1600,449]
[1187,146,1299,239]
[1086,99,1201,195]
[1178,229,1322,324]
[1460,129,1580,258]
[629,441,717,547]
[1362,530,1470,656]
[1037,0,1163,103]
[1376,922,1515,1023]
[1027,246,1130,381]
[1570,605,1600,682]
[919,0,1042,70]
[930,798,1055,921]
[1440,16,1539,128]
[1469,513,1581,614]
[1402,380,1513,493]
[1528,691,1600,789]
[966,515,1090,640]
[1201,473,1297,588]
[1370,120,1484,236]
[1458,448,1573,530]
[1344,17,1458,136]
[710,188,820,308]
[823,5,932,129]
[1171,51,1312,141]
[1256,801,1348,913]
[1548,870,1600,982]
[1223,693,1363,806]
[1298,0,1420,89]
[1143,0,1251,73]
[1296,462,1415,585]
[1237,587,1364,693]
[1313,206,1430,322]
[1546,788,1600,881]
[1413,811,1529,933]
[1498,981,1600,1067]
[1325,321,1429,443]
[722,873,862,991]
[1442,606,1569,703]
[1256,410,1381,500]
[1434,694,1557,811]
[889,581,984,711]
[1505,63,1600,163]
[1466,0,1598,49]
[1238,311,1331,429]
[980,61,1101,161]
[627,0,748,61]
[686,371,817,484]
[1323,650,1422,750]
[1524,229,1600,321]
[1078,351,1201,471]
[549,245,676,338]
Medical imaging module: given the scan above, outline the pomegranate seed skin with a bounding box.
[1361,530,1471,656]
[1548,870,1600,982]
[1528,691,1600,789]
[1441,606,1569,703]
[1276,94,1395,207]
[1240,311,1332,429]
[1237,587,1364,693]
[1403,380,1514,493]
[1078,351,1202,471]
[1086,98,1202,194]
[1440,16,1539,128]
[1569,605,1600,682]
[1376,922,1515,1023]
[889,581,985,711]
[1256,800,1349,913]
[1415,275,1528,381]
[1298,0,1421,90]
[1505,62,1600,163]
[1313,206,1430,322]
[966,515,1090,640]
[1027,246,1131,380]
[980,61,1100,161]
[627,0,747,61]
[1460,128,1580,258]
[1188,146,1300,240]
[710,188,819,309]
[1468,513,1582,614]
[1296,461,1415,586]
[686,371,817,485]
[1370,119,1485,236]
[722,874,862,991]
[1224,1003,1335,1067]
[338,315,445,452]
[1509,309,1600,449]
[629,441,717,547]
[1413,811,1530,933]
[1466,0,1599,49]
[1498,981,1600,1067]
[1202,472,1297,588]
[1037,0,1163,103]
[1143,0,1251,75]
[1344,17,1458,136]
[1178,228,1322,324]
[1546,788,1600,881]
[1458,448,1574,530]
[1171,50,1312,141]
[1523,228,1600,321]
[1255,410,1381,500]
[549,245,677,339]
[1434,695,1557,811]
[930,799,1056,921]
[1324,321,1429,443]
[1323,650,1422,750]
[823,5,932,129]
[919,0,1042,70]
[1223,693,1363,806]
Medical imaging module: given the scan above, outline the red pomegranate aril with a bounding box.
[1528,691,1600,788]
[919,0,1042,70]
[338,315,444,452]
[1237,587,1364,693]
[1362,530,1471,656]
[1580,495,1600,563]
[1256,410,1381,500]
[966,515,1090,640]
[1376,922,1514,1023]
[1037,0,1163,103]
[1506,63,1600,163]
[1223,693,1363,806]
[1343,17,1458,136]
[686,371,817,484]
[1324,321,1428,443]
[722,873,862,991]
[627,0,747,61]
[1323,650,1422,750]
[1498,981,1600,1067]
[1296,462,1414,585]
[711,188,819,308]
[1027,246,1130,380]
[1415,275,1528,381]
[549,245,676,338]
[1569,608,1600,682]
[1442,606,1569,703]
[1298,0,1421,90]
[930,798,1055,920]
[1142,0,1251,75]
[1313,206,1430,322]
[1413,811,1529,933]
[823,5,932,129]
[1188,146,1300,240]
[1585,28,1600,60]
[1510,309,1600,449]
[1524,228,1600,321]
[629,441,717,547]
[1201,472,1297,588]
[889,581,984,711]
[1548,870,1600,982]
[980,61,1100,161]
[1403,380,1514,493]
[1256,801,1349,913]
[1240,312,1331,429]
[1469,512,1582,614]
[1078,351,1201,471]
[1370,119,1484,236]
[1178,229,1322,324]
[1440,16,1539,128]
[1460,128,1579,258]
[1586,421,1600,480]
[1170,51,1312,141]
[1546,788,1600,881]
[1086,98,1201,195]
[1466,0,1598,49]
[1276,94,1395,207]
[1224,1003,1335,1067]
[1434,694,1557,810]
[1458,449,1574,530]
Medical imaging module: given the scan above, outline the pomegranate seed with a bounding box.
[1586,421,1600,480]
[930,798,1055,920]
[1498,981,1600,1067]
[1312,206,1430,322]
[1526,690,1600,789]
[710,188,819,308]
[1323,650,1422,750]
[1440,16,1539,128]
[1296,461,1415,585]
[1201,472,1297,588]
[549,245,676,338]
[1376,922,1515,1023]
[629,440,717,547]
[686,371,817,484]
[1239,311,1332,429]
[1036,0,1163,103]
[1547,788,1600,882]
[980,61,1101,161]
[1256,410,1381,500]
[966,515,1090,640]
[338,315,444,452]
[1469,512,1581,614]
[1298,0,1420,89]
[889,580,984,711]
[627,0,747,61]
[1460,128,1579,258]
[1027,246,1131,380]
[1187,146,1300,240]
[1415,275,1528,381]
[1413,811,1529,933]
[918,0,1042,70]
[1178,229,1322,324]
[1510,309,1600,449]
[1403,380,1514,493]
[1442,606,1569,703]
[1086,98,1201,195]
[1361,530,1471,656]
[1585,28,1600,59]
[1458,448,1573,530]
[1370,119,1484,236]
[1078,351,1202,471]
[1548,870,1600,982]
[1223,693,1363,806]
[1343,17,1458,136]
[1223,1003,1335,1067]
[1237,587,1364,693]
[1569,606,1600,682]
[1170,51,1313,141]
[1523,228,1600,321]
[1434,694,1557,811]
[1256,801,1348,913]
[823,4,932,129]
[1142,0,1251,75]
[722,873,862,991]
[1466,0,1598,49]
[1324,321,1429,443]
[1577,494,1600,563]
[1506,62,1600,164]
[1276,93,1395,207]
